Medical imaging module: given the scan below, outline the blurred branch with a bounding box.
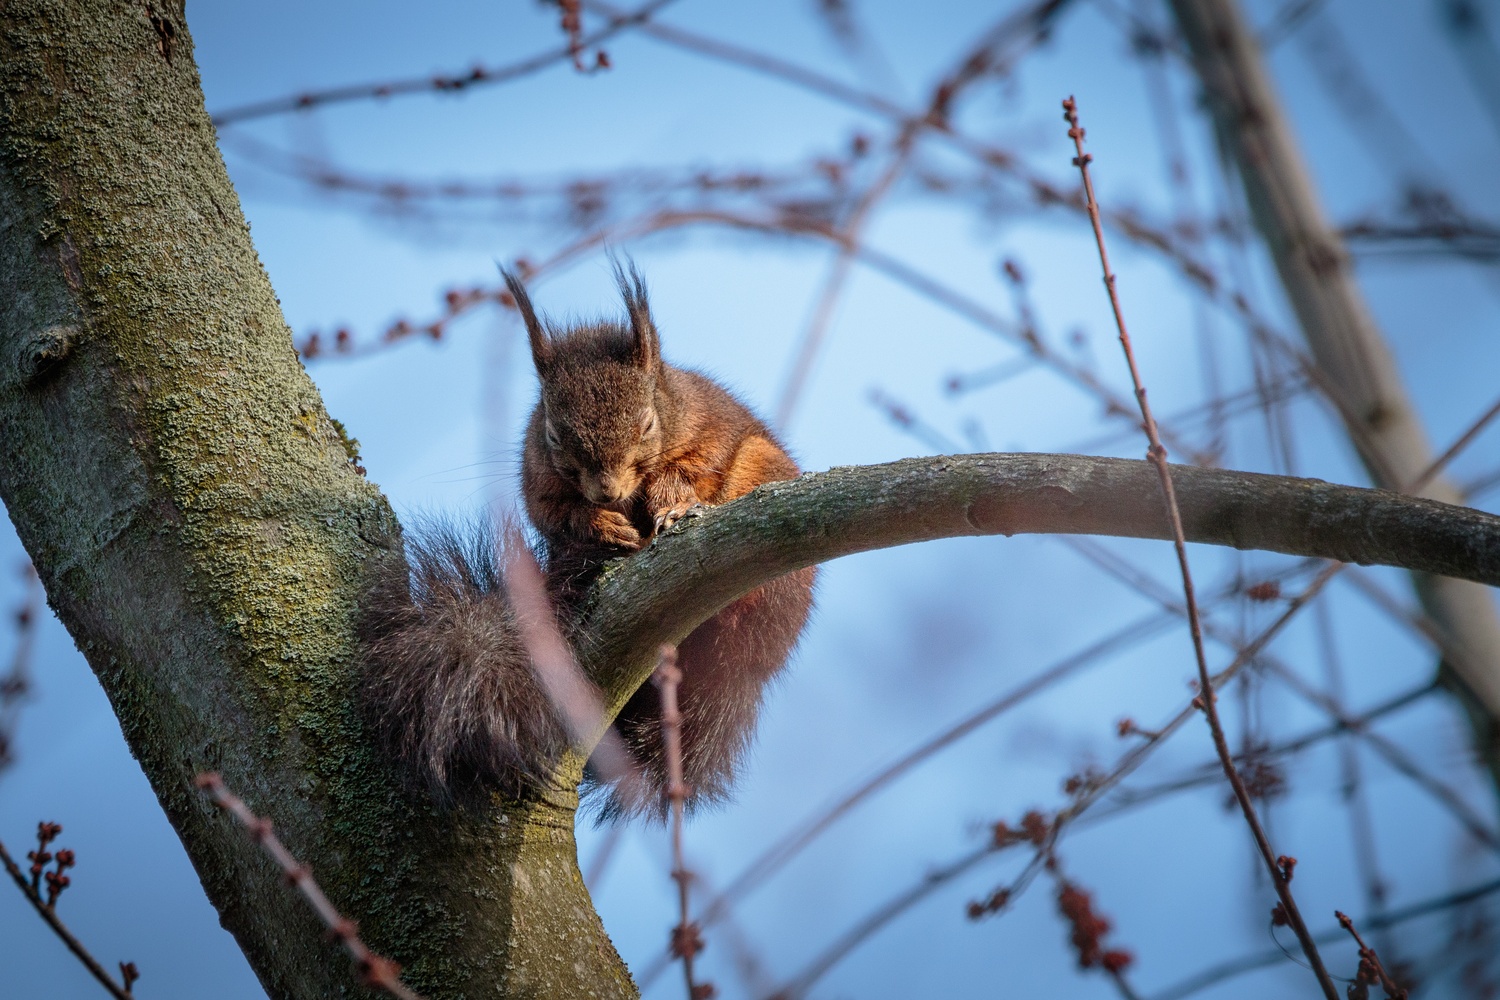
[1440,0,1500,144]
[1147,875,1500,999]
[1257,0,1329,48]
[776,138,914,430]
[209,0,678,126]
[766,843,994,999]
[1343,216,1500,264]
[0,563,40,773]
[1167,0,1500,794]
[806,0,905,97]
[194,774,425,1000]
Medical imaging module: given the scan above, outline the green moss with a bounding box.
[0,3,634,997]
[329,415,364,466]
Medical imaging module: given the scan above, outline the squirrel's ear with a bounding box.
[502,268,551,371]
[613,257,660,371]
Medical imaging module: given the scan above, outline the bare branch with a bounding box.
[1149,875,1500,1000]
[1064,93,1336,997]
[209,0,677,126]
[0,825,137,1000]
[572,453,1500,715]
[194,774,426,1000]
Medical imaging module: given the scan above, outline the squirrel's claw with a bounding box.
[652,501,705,539]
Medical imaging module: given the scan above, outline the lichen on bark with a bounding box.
[0,2,632,998]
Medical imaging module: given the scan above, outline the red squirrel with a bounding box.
[360,263,815,818]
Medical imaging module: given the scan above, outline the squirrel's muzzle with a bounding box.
[583,471,634,504]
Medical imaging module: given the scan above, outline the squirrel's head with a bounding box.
[505,264,665,505]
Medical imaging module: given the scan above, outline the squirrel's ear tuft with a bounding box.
[613,256,660,372]
[502,267,551,371]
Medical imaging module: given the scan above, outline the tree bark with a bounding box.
[1166,0,1500,779]
[581,455,1500,715]
[0,4,630,999]
[2,3,1499,1000]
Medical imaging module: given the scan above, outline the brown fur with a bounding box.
[358,518,570,805]
[358,265,815,818]
[514,263,816,819]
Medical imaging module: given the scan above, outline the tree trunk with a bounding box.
[1166,0,1500,778]
[0,3,632,998]
[2,3,1499,999]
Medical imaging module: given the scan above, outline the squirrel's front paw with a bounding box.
[651,501,705,538]
[592,509,644,550]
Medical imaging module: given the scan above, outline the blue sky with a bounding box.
[4,1,1500,998]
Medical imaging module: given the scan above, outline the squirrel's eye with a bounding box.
[639,410,658,437]
[544,419,561,449]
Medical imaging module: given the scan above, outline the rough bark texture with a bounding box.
[0,4,631,999]
[2,4,1499,1000]
[1166,0,1500,772]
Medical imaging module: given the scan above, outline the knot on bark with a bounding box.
[13,324,78,387]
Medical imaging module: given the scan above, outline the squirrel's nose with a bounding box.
[598,473,628,501]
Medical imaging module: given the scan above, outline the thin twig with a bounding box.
[209,0,678,126]
[1336,910,1410,998]
[655,647,714,1000]
[1062,94,1338,999]
[1149,875,1500,1000]
[0,826,137,1000]
[193,773,426,1000]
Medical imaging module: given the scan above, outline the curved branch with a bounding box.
[578,453,1500,708]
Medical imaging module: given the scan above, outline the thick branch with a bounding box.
[579,453,1500,710]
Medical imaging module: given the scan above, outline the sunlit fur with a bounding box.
[360,266,815,820]
[515,264,817,820]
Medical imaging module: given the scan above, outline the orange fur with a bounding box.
[513,266,816,817]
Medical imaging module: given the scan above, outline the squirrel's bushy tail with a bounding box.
[359,519,569,805]
[361,519,816,819]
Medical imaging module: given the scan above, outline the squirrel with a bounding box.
[360,262,815,819]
